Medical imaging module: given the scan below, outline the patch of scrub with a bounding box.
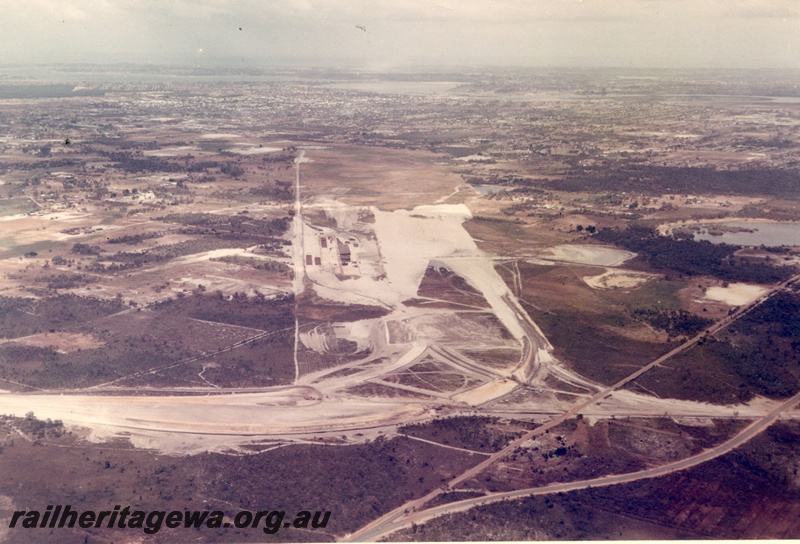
[0,495,14,542]
[539,244,635,266]
[584,269,656,290]
[703,283,768,306]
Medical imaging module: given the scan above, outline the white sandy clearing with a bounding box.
[297,340,425,389]
[583,269,656,290]
[452,378,518,406]
[199,133,241,139]
[228,146,282,155]
[441,256,526,340]
[584,390,783,422]
[332,318,381,353]
[387,311,517,349]
[454,154,494,162]
[143,146,198,157]
[0,208,89,223]
[703,283,768,306]
[538,244,635,266]
[374,204,476,304]
[669,417,716,427]
[176,248,253,264]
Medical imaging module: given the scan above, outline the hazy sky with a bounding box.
[1,0,799,69]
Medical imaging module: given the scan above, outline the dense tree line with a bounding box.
[153,292,295,332]
[705,339,796,399]
[0,334,189,389]
[187,160,221,172]
[107,232,162,245]
[8,158,79,172]
[100,238,263,267]
[37,273,90,290]
[210,255,291,274]
[71,242,102,255]
[219,163,245,177]
[637,289,800,403]
[161,212,290,235]
[399,416,525,453]
[735,137,796,150]
[102,151,184,173]
[735,290,800,339]
[249,181,293,200]
[550,164,800,197]
[632,308,713,337]
[0,295,124,339]
[92,214,290,269]
[193,436,478,535]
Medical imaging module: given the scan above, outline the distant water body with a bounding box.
[0,65,294,84]
[694,221,800,247]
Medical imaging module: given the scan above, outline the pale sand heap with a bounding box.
[703,283,769,306]
[199,133,241,139]
[583,269,656,290]
[227,146,282,155]
[538,244,635,266]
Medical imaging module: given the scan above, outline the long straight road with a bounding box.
[292,152,307,384]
